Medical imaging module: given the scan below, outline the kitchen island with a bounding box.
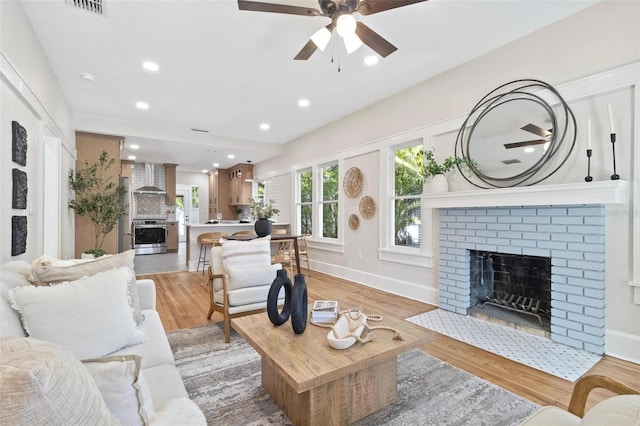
[186,222,290,271]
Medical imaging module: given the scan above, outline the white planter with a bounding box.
[80,253,96,260]
[425,174,449,193]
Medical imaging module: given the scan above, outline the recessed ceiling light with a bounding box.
[201,169,208,173]
[524,147,535,153]
[227,154,235,159]
[213,163,220,167]
[142,61,159,72]
[297,99,310,108]
[136,101,149,110]
[128,155,136,160]
[129,144,139,150]
[80,72,95,81]
[260,123,270,131]
[364,55,379,66]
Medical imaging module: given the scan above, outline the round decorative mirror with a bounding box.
[455,79,577,188]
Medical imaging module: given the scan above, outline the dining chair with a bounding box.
[197,232,226,275]
[298,234,311,276]
[232,230,256,236]
[271,239,295,279]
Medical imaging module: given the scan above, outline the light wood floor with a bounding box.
[141,269,640,414]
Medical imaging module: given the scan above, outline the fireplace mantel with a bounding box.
[422,180,629,208]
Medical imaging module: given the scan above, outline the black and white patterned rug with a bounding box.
[167,323,539,425]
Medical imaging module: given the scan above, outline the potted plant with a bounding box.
[418,148,473,193]
[68,150,126,257]
[250,198,280,237]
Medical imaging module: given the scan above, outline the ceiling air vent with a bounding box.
[66,0,104,16]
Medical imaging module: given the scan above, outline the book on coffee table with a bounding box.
[311,300,339,323]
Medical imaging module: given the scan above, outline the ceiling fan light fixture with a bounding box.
[336,13,356,37]
[343,32,363,54]
[310,26,331,51]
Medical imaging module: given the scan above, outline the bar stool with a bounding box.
[197,232,226,274]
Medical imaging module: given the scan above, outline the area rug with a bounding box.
[167,323,540,425]
[407,309,601,382]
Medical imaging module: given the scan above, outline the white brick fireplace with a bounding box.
[424,180,630,355]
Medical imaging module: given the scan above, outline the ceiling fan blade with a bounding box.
[238,0,320,16]
[354,22,397,57]
[503,139,548,149]
[357,0,428,16]
[521,123,552,138]
[294,39,318,60]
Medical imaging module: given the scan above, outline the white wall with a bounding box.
[1,0,75,262]
[254,1,640,362]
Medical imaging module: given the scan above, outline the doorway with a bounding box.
[176,185,200,242]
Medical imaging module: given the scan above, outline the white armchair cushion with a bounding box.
[580,395,640,425]
[226,263,281,291]
[220,239,271,270]
[9,267,145,359]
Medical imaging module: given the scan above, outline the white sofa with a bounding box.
[0,259,204,424]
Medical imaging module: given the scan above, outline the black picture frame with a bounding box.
[12,169,28,209]
[12,216,27,256]
[12,121,28,167]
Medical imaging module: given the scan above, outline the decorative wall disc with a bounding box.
[359,196,375,219]
[348,214,360,230]
[343,167,363,198]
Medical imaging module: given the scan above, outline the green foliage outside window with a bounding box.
[191,186,199,208]
[394,145,422,247]
[321,164,338,239]
[299,169,312,235]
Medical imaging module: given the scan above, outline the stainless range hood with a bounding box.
[134,163,166,194]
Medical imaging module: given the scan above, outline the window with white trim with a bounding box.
[393,143,422,248]
[319,162,338,239]
[297,168,312,236]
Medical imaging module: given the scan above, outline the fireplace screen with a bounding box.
[469,250,551,327]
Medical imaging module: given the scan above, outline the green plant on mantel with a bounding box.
[250,198,280,219]
[418,148,475,181]
[68,150,125,253]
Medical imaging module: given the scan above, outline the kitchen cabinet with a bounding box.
[166,221,179,252]
[164,163,177,205]
[208,169,233,220]
[228,164,253,206]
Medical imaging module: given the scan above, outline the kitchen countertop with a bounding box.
[187,221,289,227]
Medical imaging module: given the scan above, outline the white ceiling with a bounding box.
[20,0,598,173]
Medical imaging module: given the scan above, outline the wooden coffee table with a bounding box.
[232,309,433,425]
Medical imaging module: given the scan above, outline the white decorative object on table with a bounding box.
[327,313,367,350]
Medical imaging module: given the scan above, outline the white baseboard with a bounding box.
[606,329,640,364]
[310,259,439,307]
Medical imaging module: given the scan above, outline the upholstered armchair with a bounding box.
[521,375,639,425]
[207,238,283,343]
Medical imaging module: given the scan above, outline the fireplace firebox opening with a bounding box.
[469,250,551,334]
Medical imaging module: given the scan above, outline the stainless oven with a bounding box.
[133,219,167,255]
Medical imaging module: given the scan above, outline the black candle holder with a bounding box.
[610,133,620,180]
[585,149,593,182]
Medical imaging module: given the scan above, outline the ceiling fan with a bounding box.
[237,0,428,60]
[503,124,553,150]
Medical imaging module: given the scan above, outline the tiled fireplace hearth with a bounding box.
[438,205,606,353]
[423,180,630,356]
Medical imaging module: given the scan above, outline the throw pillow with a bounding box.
[0,336,119,426]
[220,238,272,271]
[83,355,154,426]
[150,397,206,426]
[28,250,144,324]
[226,263,281,291]
[10,267,146,359]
